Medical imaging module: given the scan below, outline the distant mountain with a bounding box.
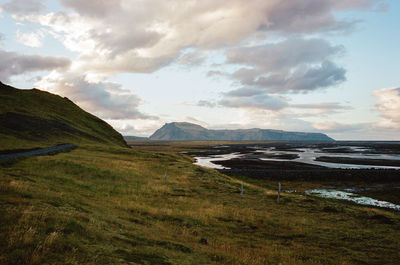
[124,136,150,142]
[0,82,127,149]
[150,122,334,141]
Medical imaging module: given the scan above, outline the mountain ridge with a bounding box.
[149,122,334,141]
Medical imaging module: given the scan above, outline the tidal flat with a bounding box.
[185,141,400,211]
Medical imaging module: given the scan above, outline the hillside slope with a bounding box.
[0,82,127,149]
[150,122,334,141]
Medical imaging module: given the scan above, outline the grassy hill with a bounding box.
[0,82,127,150]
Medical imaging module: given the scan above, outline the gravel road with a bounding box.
[0,144,76,162]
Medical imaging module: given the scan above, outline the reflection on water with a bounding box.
[193,146,400,169]
[306,189,400,211]
[194,152,244,169]
[258,147,400,169]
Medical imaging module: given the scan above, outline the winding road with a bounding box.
[0,144,76,162]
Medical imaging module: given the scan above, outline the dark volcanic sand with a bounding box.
[316,156,400,167]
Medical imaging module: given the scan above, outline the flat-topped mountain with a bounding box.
[0,82,127,149]
[149,122,334,141]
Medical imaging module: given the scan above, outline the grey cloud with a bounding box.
[89,28,162,57]
[0,49,71,82]
[114,124,136,134]
[85,53,176,75]
[176,52,206,67]
[184,117,209,127]
[262,1,333,32]
[252,61,346,92]
[59,0,378,36]
[219,94,288,110]
[60,0,121,17]
[225,38,346,94]
[261,0,378,33]
[207,70,225,77]
[231,68,258,85]
[220,61,346,111]
[37,74,157,120]
[295,61,346,90]
[197,100,216,108]
[227,38,344,72]
[291,102,352,110]
[225,87,264,97]
[2,0,45,14]
[290,102,352,117]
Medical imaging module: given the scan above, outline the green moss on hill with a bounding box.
[0,82,127,149]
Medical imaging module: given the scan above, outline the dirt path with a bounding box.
[0,144,76,162]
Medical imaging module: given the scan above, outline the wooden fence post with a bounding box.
[277,182,281,203]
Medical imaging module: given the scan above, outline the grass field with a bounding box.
[1,143,400,264]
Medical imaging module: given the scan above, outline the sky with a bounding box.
[0,0,399,140]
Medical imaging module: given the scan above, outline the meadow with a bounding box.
[1,143,400,264]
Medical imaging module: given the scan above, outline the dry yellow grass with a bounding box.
[1,144,399,264]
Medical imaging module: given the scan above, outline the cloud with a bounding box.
[258,0,373,33]
[107,119,164,136]
[60,0,121,17]
[313,121,366,133]
[253,61,346,92]
[1,0,45,15]
[310,120,400,140]
[217,38,347,111]
[16,30,44,47]
[22,0,378,78]
[226,38,346,93]
[219,93,288,110]
[112,124,137,135]
[176,51,206,67]
[36,72,157,120]
[0,49,71,82]
[207,70,225,77]
[208,109,317,132]
[184,116,209,127]
[291,102,352,110]
[4,0,383,132]
[227,38,344,72]
[373,87,400,129]
[197,100,216,108]
[290,102,352,116]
